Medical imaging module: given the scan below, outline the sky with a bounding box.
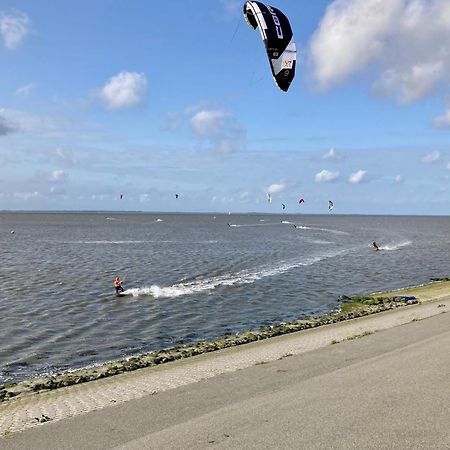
[2,0,450,215]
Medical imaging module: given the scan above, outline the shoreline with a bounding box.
[2,279,449,403]
[0,285,448,438]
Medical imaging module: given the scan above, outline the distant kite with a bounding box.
[175,193,179,199]
[328,200,334,211]
[298,198,305,204]
[120,194,123,199]
[282,203,286,210]
[267,193,272,204]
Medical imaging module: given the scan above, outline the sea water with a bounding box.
[1,212,449,383]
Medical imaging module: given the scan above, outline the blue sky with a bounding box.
[1,0,450,214]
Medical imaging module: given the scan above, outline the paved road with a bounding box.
[2,308,449,449]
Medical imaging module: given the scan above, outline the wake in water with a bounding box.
[124,249,348,299]
[227,222,282,227]
[376,240,412,251]
[76,240,146,244]
[291,224,349,235]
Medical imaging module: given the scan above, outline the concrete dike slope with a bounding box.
[0,281,449,448]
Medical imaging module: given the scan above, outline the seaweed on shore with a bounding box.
[0,295,417,402]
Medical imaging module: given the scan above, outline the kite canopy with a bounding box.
[243,1,296,92]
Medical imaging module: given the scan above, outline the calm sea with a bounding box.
[1,212,449,383]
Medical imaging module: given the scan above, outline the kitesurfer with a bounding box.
[372,241,379,251]
[114,277,124,294]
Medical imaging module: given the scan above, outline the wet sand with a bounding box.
[0,282,449,448]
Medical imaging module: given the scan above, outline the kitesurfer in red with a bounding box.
[114,277,124,294]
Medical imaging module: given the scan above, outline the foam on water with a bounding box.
[309,239,335,245]
[75,240,146,244]
[378,240,412,251]
[294,225,349,235]
[62,240,180,244]
[125,249,346,299]
[228,222,280,227]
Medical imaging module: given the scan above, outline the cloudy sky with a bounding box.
[2,0,450,214]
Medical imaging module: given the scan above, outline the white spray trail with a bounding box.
[379,240,412,251]
[125,250,346,299]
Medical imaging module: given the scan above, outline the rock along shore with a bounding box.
[0,294,419,402]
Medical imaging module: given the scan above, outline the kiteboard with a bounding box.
[115,292,129,297]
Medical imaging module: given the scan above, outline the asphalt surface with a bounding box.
[1,307,449,449]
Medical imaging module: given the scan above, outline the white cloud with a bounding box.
[0,10,30,50]
[191,110,228,138]
[190,108,245,154]
[0,113,17,136]
[215,140,236,154]
[433,108,450,128]
[50,186,66,196]
[50,170,68,182]
[315,169,339,183]
[349,169,367,184]
[32,169,68,183]
[0,108,67,137]
[421,151,441,164]
[163,103,246,154]
[373,61,444,104]
[309,0,450,104]
[16,82,36,97]
[320,147,340,161]
[100,71,148,110]
[91,194,108,201]
[266,183,288,194]
[309,0,402,90]
[446,162,450,170]
[12,191,41,201]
